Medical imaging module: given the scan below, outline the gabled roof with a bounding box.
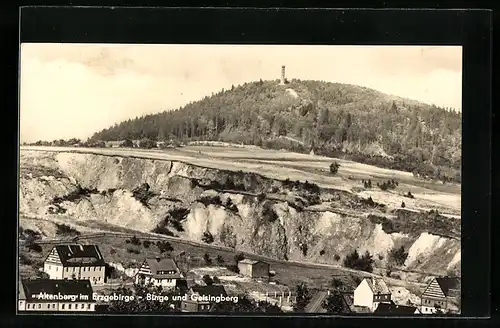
[20,279,94,302]
[238,259,260,265]
[145,258,180,275]
[435,277,460,297]
[51,245,105,266]
[374,303,418,315]
[190,285,227,298]
[18,279,26,301]
[365,278,390,295]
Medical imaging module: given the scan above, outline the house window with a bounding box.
[83,267,86,272]
[65,267,68,272]
[87,304,91,309]
[68,304,72,309]
[62,304,65,309]
[38,304,41,309]
[56,267,58,271]
[26,304,30,309]
[49,265,51,270]
[93,267,96,271]
[81,304,85,309]
[53,304,56,309]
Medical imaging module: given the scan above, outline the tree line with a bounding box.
[29,79,462,183]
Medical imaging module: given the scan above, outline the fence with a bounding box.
[252,291,297,308]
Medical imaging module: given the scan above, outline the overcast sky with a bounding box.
[20,44,462,143]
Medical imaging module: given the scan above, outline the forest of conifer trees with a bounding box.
[54,79,461,183]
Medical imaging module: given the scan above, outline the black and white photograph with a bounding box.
[18,43,462,315]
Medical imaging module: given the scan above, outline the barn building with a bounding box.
[135,257,184,289]
[43,244,106,285]
[237,259,270,279]
[420,277,460,314]
[18,279,96,312]
[353,277,392,312]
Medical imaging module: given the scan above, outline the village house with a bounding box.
[237,259,270,279]
[18,278,96,312]
[374,302,420,315]
[43,244,106,285]
[353,277,392,312]
[135,257,184,289]
[181,285,228,312]
[420,277,460,314]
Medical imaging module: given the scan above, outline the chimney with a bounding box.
[280,65,286,84]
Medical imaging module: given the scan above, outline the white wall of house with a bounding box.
[135,275,177,288]
[59,266,106,285]
[18,300,26,311]
[43,263,64,279]
[353,279,374,310]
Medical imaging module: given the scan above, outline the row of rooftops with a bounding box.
[362,276,460,298]
[19,277,227,303]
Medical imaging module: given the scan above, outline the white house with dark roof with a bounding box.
[237,259,270,278]
[420,277,460,314]
[135,257,184,289]
[18,278,96,312]
[43,244,106,285]
[353,277,392,312]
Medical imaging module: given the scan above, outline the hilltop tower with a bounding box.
[280,65,286,84]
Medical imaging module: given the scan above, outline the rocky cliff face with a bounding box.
[19,150,460,278]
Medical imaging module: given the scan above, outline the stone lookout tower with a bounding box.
[280,65,286,84]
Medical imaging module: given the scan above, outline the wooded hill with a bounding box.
[89,79,462,182]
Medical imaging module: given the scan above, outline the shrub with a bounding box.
[234,253,245,263]
[202,274,214,286]
[257,193,266,202]
[55,223,81,236]
[203,253,212,266]
[262,201,278,222]
[129,235,141,246]
[156,241,173,254]
[138,138,157,149]
[300,243,308,257]
[404,191,415,199]
[343,249,374,273]
[19,253,32,265]
[120,139,134,148]
[401,201,406,208]
[143,240,151,248]
[226,264,240,273]
[388,245,409,266]
[213,276,221,284]
[329,162,340,174]
[334,254,340,261]
[152,223,175,236]
[110,248,117,254]
[202,231,214,244]
[132,183,156,207]
[224,198,239,213]
[320,250,326,256]
[216,255,225,265]
[198,195,223,207]
[126,246,140,254]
